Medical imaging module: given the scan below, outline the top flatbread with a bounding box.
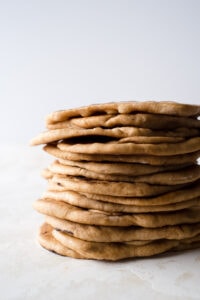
[46,113,200,131]
[46,101,200,125]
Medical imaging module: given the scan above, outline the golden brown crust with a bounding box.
[44,144,200,165]
[50,174,187,197]
[38,223,84,258]
[44,181,200,206]
[38,222,200,260]
[57,158,192,176]
[30,126,190,146]
[52,227,200,261]
[45,216,200,243]
[57,137,200,156]
[46,162,200,185]
[46,114,200,131]
[42,190,200,213]
[33,199,200,227]
[46,101,200,125]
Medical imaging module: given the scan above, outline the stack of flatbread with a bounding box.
[31,101,200,261]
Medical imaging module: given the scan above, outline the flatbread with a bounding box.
[53,228,200,261]
[42,190,200,213]
[38,223,84,258]
[46,162,200,185]
[46,215,200,242]
[44,163,184,182]
[37,223,164,260]
[44,144,200,165]
[30,126,186,146]
[45,102,200,125]
[46,113,200,131]
[58,158,192,176]
[33,199,200,227]
[33,101,200,261]
[57,137,200,156]
[45,181,200,206]
[134,165,200,185]
[50,174,187,197]
[39,223,200,260]
[44,166,141,182]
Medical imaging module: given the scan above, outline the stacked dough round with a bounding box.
[31,101,200,261]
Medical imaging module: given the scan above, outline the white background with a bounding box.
[0,0,199,144]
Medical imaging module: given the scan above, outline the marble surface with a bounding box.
[0,145,200,300]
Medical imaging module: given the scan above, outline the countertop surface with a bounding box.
[0,145,200,300]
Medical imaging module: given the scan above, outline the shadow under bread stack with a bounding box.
[31,101,200,261]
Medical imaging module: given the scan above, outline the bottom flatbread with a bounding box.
[38,223,200,261]
[53,228,200,261]
[38,223,84,258]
